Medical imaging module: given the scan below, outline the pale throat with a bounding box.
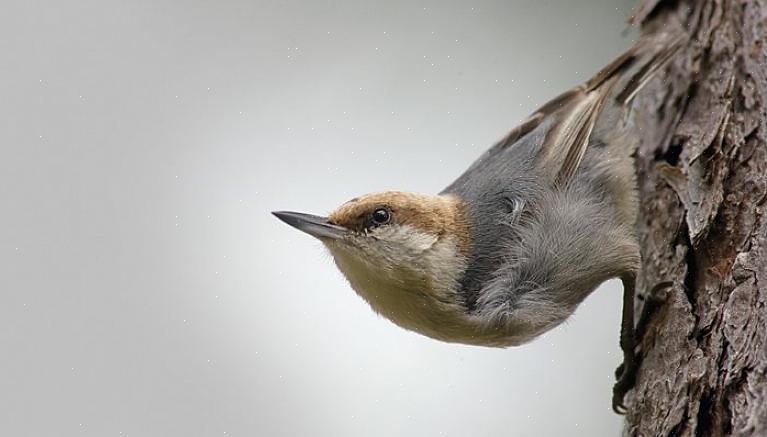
[323,227,470,336]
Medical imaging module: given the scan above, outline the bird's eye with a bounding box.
[371,207,391,225]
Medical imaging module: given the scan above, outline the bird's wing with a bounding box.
[494,35,682,187]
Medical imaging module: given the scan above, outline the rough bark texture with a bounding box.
[625,0,767,436]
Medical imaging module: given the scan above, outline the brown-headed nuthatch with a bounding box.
[274,34,681,413]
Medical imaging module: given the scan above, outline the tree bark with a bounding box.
[625,0,767,436]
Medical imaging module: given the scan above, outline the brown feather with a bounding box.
[497,35,683,187]
[328,192,472,254]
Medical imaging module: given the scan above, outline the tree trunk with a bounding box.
[625,0,767,436]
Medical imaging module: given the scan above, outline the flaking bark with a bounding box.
[624,0,767,436]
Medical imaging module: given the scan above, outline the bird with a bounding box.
[273,34,681,413]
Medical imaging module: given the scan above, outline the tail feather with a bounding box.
[497,33,685,187]
[616,35,684,105]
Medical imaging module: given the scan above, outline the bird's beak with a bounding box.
[272,211,348,240]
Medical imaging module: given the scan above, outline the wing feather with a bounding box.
[494,35,682,187]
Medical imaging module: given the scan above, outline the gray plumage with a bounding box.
[273,33,683,414]
[442,37,680,337]
[440,35,681,412]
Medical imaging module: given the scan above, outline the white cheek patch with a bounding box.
[321,223,479,343]
[324,224,446,288]
[370,225,439,254]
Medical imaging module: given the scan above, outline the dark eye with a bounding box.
[371,207,391,225]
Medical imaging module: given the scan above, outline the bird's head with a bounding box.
[273,191,473,338]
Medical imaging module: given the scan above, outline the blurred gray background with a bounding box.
[1,0,638,435]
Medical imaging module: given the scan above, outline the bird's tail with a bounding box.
[498,32,686,187]
[610,34,685,106]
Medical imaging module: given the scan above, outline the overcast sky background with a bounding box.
[2,1,638,435]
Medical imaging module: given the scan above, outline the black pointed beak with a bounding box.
[272,211,348,240]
